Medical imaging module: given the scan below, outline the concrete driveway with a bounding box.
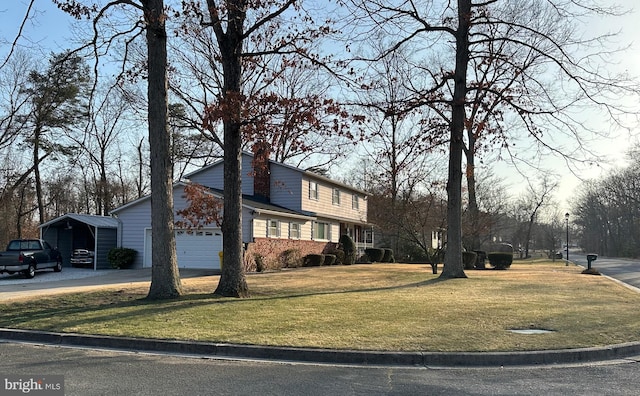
[0,267,217,300]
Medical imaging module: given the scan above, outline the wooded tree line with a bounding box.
[573,149,640,258]
[1,0,638,298]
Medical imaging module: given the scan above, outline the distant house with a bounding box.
[110,152,372,270]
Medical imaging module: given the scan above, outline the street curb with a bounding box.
[2,328,640,367]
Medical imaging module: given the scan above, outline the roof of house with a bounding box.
[110,182,316,221]
[184,151,369,196]
[39,213,119,229]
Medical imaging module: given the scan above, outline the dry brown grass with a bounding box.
[1,261,639,352]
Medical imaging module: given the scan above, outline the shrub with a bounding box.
[332,249,345,265]
[107,247,137,269]
[254,253,265,272]
[324,244,345,265]
[323,254,337,266]
[365,248,385,262]
[488,252,513,269]
[474,250,487,269]
[303,254,324,267]
[280,249,302,268]
[382,248,395,263]
[462,251,478,270]
[339,234,357,265]
[356,254,371,264]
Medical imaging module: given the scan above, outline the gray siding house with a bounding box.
[110,152,371,270]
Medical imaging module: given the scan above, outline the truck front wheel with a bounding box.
[54,256,62,272]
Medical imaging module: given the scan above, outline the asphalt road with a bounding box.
[1,342,640,396]
[570,251,640,290]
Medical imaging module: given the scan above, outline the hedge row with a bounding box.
[363,248,395,263]
[302,253,342,267]
[487,252,513,269]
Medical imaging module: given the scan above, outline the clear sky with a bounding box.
[2,0,639,215]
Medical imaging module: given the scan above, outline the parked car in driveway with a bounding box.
[70,249,94,267]
[0,239,63,278]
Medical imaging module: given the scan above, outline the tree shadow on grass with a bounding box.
[0,276,453,336]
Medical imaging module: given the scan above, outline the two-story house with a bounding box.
[110,151,371,270]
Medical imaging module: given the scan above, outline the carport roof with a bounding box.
[39,213,119,229]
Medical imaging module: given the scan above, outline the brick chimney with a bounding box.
[252,141,271,202]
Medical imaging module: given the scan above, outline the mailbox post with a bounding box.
[586,253,597,270]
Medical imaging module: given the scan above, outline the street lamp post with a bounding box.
[565,212,570,266]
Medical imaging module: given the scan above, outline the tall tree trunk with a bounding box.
[466,149,480,251]
[440,0,470,279]
[33,127,45,224]
[144,0,183,299]
[212,0,249,297]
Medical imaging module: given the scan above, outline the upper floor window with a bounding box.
[332,188,340,205]
[309,181,318,200]
[267,219,280,238]
[352,194,359,210]
[289,222,301,239]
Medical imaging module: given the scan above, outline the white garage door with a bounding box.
[144,228,223,269]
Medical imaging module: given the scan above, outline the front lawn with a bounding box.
[1,262,639,352]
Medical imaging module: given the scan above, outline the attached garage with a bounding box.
[143,228,223,269]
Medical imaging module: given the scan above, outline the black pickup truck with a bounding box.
[0,239,63,278]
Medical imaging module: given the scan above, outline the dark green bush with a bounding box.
[254,253,265,272]
[462,251,478,270]
[323,254,337,265]
[107,247,137,269]
[488,252,513,269]
[382,248,395,263]
[303,254,324,267]
[474,250,487,269]
[339,234,356,265]
[356,254,371,264]
[365,248,385,262]
[324,244,345,265]
[332,249,345,265]
[280,249,302,268]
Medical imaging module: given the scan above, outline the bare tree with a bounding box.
[188,0,342,297]
[55,0,183,298]
[513,176,558,258]
[0,0,36,71]
[141,0,183,298]
[346,0,640,278]
[573,149,640,257]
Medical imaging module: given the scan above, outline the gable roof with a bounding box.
[191,185,316,221]
[40,213,119,229]
[184,151,368,196]
[110,182,315,221]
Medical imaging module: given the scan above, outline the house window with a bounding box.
[352,194,359,210]
[332,188,340,205]
[267,219,280,237]
[290,222,301,239]
[309,181,318,200]
[314,221,331,240]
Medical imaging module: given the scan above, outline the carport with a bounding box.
[39,214,118,270]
